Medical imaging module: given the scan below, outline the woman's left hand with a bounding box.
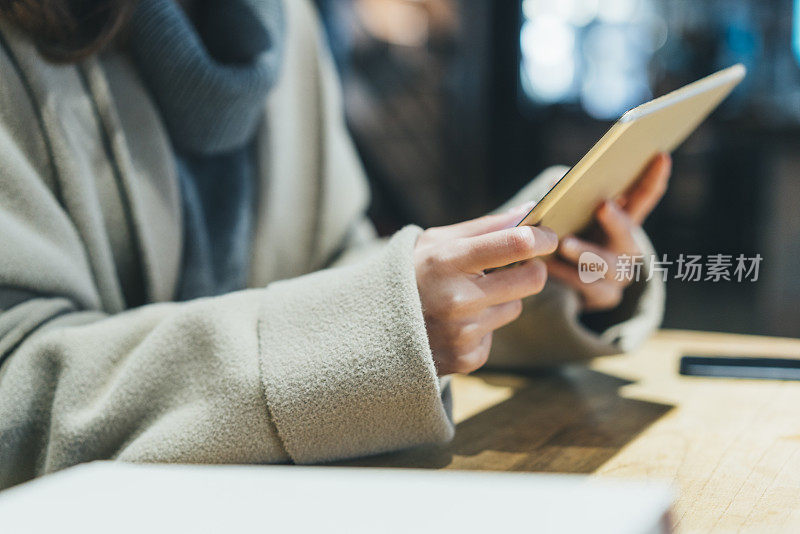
[546,153,672,312]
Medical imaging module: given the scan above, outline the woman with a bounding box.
[0,0,669,488]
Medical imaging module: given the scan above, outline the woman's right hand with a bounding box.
[414,205,558,376]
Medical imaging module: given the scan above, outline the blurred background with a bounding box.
[313,0,800,338]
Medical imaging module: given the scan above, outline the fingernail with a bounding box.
[562,236,578,253]
[538,225,558,246]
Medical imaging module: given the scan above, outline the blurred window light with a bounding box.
[567,0,600,27]
[581,67,650,119]
[522,0,599,27]
[521,58,577,103]
[520,0,663,119]
[583,24,634,67]
[521,16,575,67]
[631,2,668,52]
[520,16,577,103]
[794,0,800,65]
[597,0,640,24]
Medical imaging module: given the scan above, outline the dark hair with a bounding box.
[0,0,137,63]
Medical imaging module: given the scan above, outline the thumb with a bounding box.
[442,201,536,239]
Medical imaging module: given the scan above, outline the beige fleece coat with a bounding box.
[0,0,664,489]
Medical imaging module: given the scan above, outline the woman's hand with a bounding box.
[546,153,672,312]
[415,205,557,376]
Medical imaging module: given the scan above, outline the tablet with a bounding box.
[517,64,746,237]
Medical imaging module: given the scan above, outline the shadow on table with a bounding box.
[332,366,673,473]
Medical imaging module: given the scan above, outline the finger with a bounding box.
[439,202,535,239]
[477,299,524,334]
[546,258,583,289]
[596,201,641,255]
[620,153,671,224]
[547,260,623,310]
[582,280,623,311]
[583,280,624,311]
[450,333,493,375]
[457,225,558,272]
[558,234,618,269]
[476,259,547,307]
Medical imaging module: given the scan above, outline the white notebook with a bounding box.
[0,462,673,534]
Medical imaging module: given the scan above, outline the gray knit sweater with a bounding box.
[129,0,285,299]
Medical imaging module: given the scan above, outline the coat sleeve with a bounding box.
[0,229,452,489]
[0,101,452,489]
[488,166,666,368]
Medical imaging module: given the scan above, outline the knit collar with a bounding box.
[128,0,285,155]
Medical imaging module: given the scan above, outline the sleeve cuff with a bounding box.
[586,225,665,352]
[257,226,454,463]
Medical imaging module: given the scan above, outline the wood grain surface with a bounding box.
[337,330,800,533]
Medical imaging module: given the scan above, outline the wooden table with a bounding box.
[341,330,800,533]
